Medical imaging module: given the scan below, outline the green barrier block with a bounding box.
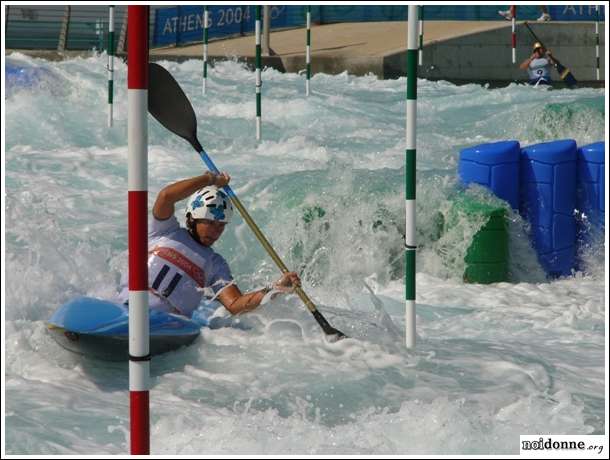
[449,196,509,284]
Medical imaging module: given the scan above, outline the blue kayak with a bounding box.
[46,297,204,362]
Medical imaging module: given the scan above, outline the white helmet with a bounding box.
[185,186,233,223]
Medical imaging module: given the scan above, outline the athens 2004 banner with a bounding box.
[153,5,605,48]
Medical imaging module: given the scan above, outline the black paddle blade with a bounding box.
[147,63,348,341]
[554,60,578,88]
[313,310,347,341]
[148,62,203,152]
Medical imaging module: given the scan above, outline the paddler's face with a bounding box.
[195,219,226,246]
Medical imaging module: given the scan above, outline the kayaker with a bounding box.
[520,42,555,86]
[117,171,301,318]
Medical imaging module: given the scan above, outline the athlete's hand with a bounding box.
[274,272,301,293]
[213,172,231,188]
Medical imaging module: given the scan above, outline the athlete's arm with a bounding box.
[217,285,269,315]
[545,50,557,66]
[217,272,301,315]
[519,54,535,70]
[153,172,230,220]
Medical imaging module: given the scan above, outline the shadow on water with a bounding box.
[70,339,205,392]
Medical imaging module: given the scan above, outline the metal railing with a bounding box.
[5,5,155,53]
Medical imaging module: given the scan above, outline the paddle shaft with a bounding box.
[524,22,563,69]
[199,151,311,304]
[147,62,345,338]
[196,147,344,336]
[523,22,546,49]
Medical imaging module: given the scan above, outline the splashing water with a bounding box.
[4,53,605,454]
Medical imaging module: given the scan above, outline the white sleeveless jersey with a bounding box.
[147,236,209,315]
[117,215,233,317]
[528,57,551,81]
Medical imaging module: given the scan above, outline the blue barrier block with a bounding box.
[458,140,521,210]
[577,141,605,231]
[6,63,41,87]
[520,139,577,277]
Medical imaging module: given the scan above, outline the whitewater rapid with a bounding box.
[3,52,606,454]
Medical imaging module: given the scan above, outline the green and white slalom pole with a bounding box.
[255,5,262,141]
[405,5,418,349]
[418,6,423,66]
[306,6,311,96]
[595,5,600,81]
[107,5,115,127]
[203,6,209,94]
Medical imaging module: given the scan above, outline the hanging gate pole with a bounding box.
[418,6,424,66]
[203,6,209,94]
[263,5,271,56]
[306,6,311,95]
[255,6,262,140]
[405,6,418,349]
[595,6,600,81]
[511,6,517,64]
[127,5,150,455]
[108,5,115,127]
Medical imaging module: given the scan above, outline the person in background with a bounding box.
[499,5,551,22]
[519,41,556,86]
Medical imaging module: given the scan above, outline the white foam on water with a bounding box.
[4,54,606,455]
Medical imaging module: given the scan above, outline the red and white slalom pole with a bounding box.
[511,6,516,64]
[127,5,150,455]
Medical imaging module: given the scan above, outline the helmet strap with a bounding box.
[186,215,204,245]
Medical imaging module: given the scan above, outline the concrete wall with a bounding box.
[385,22,605,85]
[7,17,605,86]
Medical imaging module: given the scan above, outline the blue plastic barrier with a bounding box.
[6,62,40,87]
[458,140,521,210]
[577,141,605,232]
[520,139,577,277]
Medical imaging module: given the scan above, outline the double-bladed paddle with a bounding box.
[147,62,346,340]
[524,22,577,88]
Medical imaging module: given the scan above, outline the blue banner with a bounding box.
[153,5,605,48]
[413,5,604,21]
[153,5,303,47]
[311,5,407,23]
[548,4,605,20]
